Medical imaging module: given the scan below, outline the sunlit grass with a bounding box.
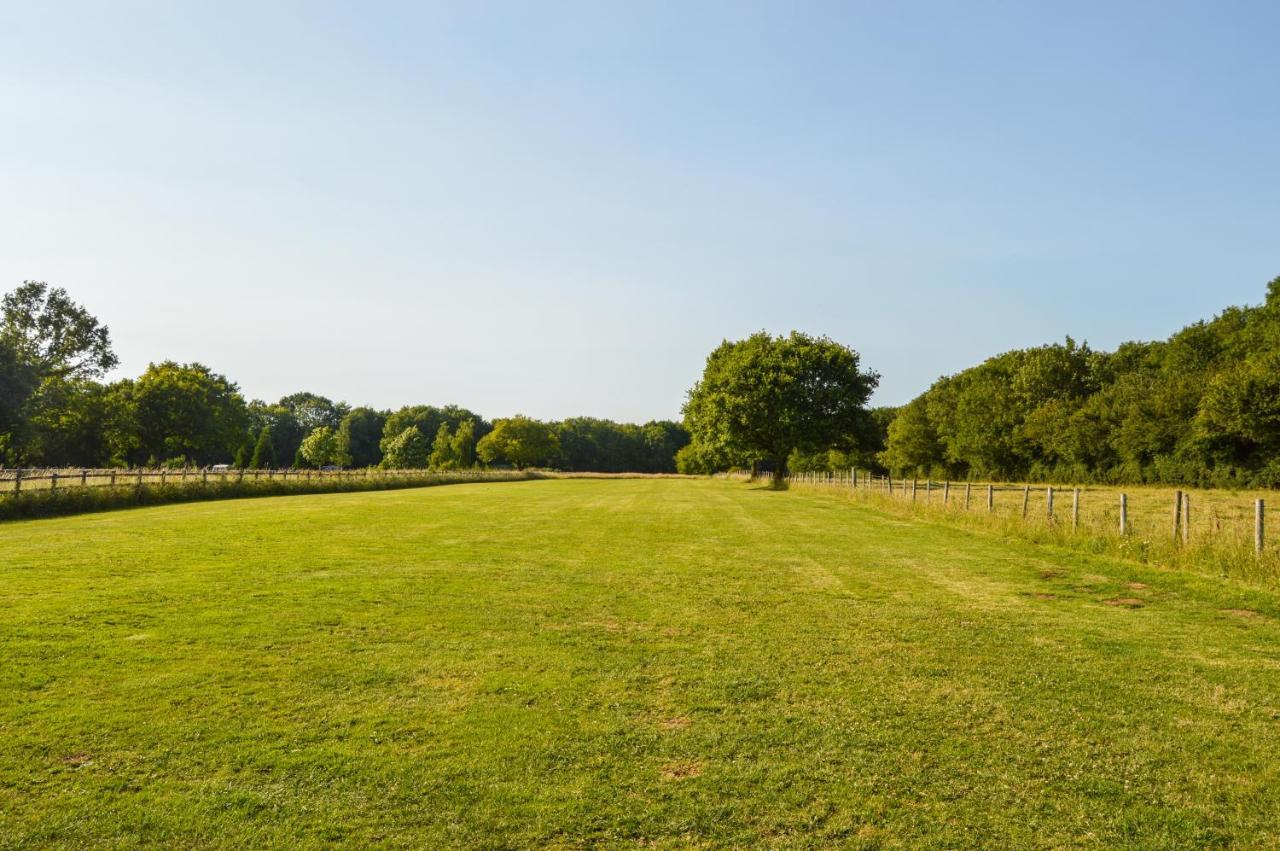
[3,478,1280,847]
[794,474,1280,586]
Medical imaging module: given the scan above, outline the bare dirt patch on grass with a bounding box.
[660,761,703,780]
[1221,608,1266,621]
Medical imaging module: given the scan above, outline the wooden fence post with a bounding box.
[911,479,917,502]
[964,481,971,510]
[1022,485,1030,519]
[986,484,993,513]
[1046,486,1054,523]
[80,469,88,488]
[1072,488,1080,531]
[943,481,950,505]
[109,470,116,487]
[12,469,20,495]
[1120,493,1128,536]
[1182,493,1191,546]
[1173,491,1183,544]
[1256,499,1265,557]
[50,471,58,491]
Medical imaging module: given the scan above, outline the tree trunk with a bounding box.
[772,456,787,486]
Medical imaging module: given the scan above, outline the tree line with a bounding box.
[0,282,688,472]
[880,277,1280,487]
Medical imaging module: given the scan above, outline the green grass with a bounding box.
[3,479,1280,848]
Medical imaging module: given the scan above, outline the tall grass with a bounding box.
[787,475,1280,586]
[0,469,540,522]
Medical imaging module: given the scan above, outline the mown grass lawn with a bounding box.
[3,478,1280,848]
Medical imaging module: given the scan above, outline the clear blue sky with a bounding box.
[2,2,1277,422]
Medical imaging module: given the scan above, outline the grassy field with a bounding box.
[4,479,1280,848]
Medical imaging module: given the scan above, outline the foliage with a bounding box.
[553,417,690,473]
[451,419,476,468]
[381,405,488,459]
[381,426,430,469]
[299,426,340,468]
[123,362,248,466]
[336,407,386,468]
[674,441,734,475]
[682,332,879,481]
[476,416,560,469]
[278,392,349,433]
[0,282,704,475]
[1,281,117,381]
[880,278,1280,486]
[250,426,277,469]
[0,282,117,462]
[429,423,459,470]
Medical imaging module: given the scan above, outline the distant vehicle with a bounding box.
[320,465,342,472]
[210,464,230,472]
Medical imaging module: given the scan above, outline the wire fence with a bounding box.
[770,469,1279,584]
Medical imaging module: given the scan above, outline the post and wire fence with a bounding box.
[773,468,1276,580]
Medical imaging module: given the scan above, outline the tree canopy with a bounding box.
[682,332,879,481]
[476,416,560,469]
[878,277,1280,487]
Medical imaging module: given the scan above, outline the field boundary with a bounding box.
[778,469,1278,585]
[0,467,543,522]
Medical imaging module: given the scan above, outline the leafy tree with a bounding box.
[299,426,340,468]
[381,426,430,469]
[336,407,386,468]
[381,405,488,459]
[683,332,879,483]
[1,281,117,381]
[429,423,458,469]
[476,416,560,469]
[126,362,248,466]
[277,392,348,433]
[878,398,941,476]
[250,426,276,469]
[451,419,476,468]
[553,417,690,473]
[15,378,116,467]
[246,401,305,469]
[674,441,730,474]
[0,282,117,461]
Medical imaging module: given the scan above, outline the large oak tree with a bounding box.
[683,332,879,483]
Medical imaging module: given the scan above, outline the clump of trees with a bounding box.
[879,277,1280,487]
[0,281,690,472]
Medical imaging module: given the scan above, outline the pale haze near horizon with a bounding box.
[2,2,1277,423]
